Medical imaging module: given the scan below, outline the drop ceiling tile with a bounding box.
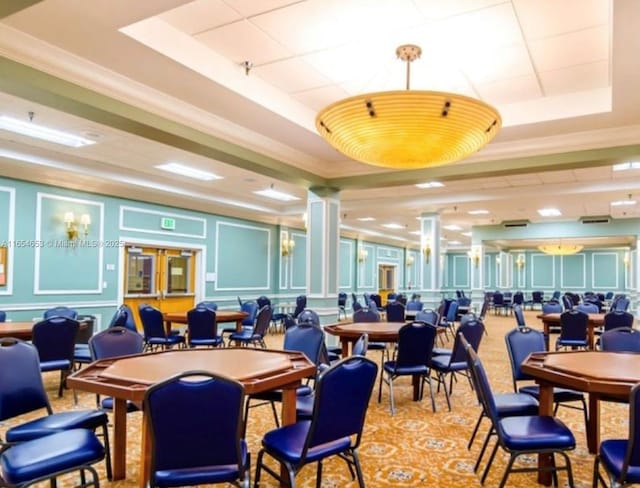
[513,0,609,41]
[461,42,534,84]
[529,25,609,72]
[254,57,332,93]
[195,20,291,65]
[538,170,577,184]
[159,0,242,34]
[412,0,507,19]
[302,42,388,85]
[539,60,609,96]
[476,74,542,105]
[221,0,300,17]
[573,167,611,182]
[506,174,542,185]
[293,85,350,112]
[481,177,510,189]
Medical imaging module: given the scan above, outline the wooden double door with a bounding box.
[123,246,196,329]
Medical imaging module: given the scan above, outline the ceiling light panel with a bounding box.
[613,162,640,171]
[253,188,300,201]
[0,116,96,147]
[468,210,489,215]
[357,217,376,221]
[443,224,462,231]
[415,181,445,189]
[611,200,637,207]
[156,162,222,181]
[382,223,404,230]
[538,208,562,217]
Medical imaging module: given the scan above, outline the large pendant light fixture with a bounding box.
[537,243,584,256]
[315,44,501,170]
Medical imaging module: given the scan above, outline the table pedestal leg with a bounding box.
[537,384,554,486]
[587,394,600,453]
[139,412,151,488]
[279,386,297,487]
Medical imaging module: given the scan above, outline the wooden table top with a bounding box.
[325,321,408,341]
[536,312,605,324]
[163,310,248,324]
[67,347,316,401]
[0,320,88,339]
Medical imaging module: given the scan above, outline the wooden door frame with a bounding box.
[117,237,206,307]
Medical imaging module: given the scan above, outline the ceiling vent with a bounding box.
[580,216,611,224]
[502,220,530,228]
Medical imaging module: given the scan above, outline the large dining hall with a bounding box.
[0,1,639,487]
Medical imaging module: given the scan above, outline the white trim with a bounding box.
[119,205,206,239]
[34,193,104,294]
[339,239,354,289]
[214,221,271,291]
[0,186,15,296]
[1,300,118,311]
[591,252,619,289]
[116,236,206,305]
[531,253,556,289]
[560,253,586,289]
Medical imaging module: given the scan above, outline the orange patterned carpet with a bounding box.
[10,309,630,487]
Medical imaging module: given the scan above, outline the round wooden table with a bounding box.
[67,348,315,488]
[0,320,88,340]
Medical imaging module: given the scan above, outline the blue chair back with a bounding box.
[385,301,405,322]
[187,307,219,342]
[240,301,259,326]
[449,318,484,363]
[577,303,598,314]
[559,309,588,342]
[387,293,398,302]
[513,305,526,327]
[138,304,167,340]
[492,292,504,306]
[532,291,544,304]
[369,294,383,310]
[394,322,437,369]
[338,292,347,308]
[603,310,634,332]
[252,305,273,338]
[297,309,320,326]
[352,300,363,313]
[600,327,640,352]
[446,301,459,322]
[0,338,51,420]
[32,316,79,364]
[108,308,128,329]
[353,308,380,323]
[89,326,144,360]
[505,327,546,385]
[512,291,524,306]
[605,291,614,300]
[283,323,325,366]
[303,357,377,454]
[293,295,307,318]
[0,311,6,322]
[196,301,218,311]
[43,306,78,320]
[406,300,423,312]
[465,345,501,429]
[613,297,631,312]
[479,299,490,320]
[415,308,439,326]
[352,333,368,357]
[627,384,640,468]
[145,371,248,485]
[542,302,563,314]
[116,304,138,331]
[256,296,271,309]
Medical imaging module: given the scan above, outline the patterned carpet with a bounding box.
[12,309,630,487]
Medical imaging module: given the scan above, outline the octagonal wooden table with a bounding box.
[67,348,315,488]
[162,310,248,335]
[521,350,640,485]
[0,319,88,339]
[536,312,604,349]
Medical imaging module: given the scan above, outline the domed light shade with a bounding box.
[315,45,501,169]
[538,244,584,256]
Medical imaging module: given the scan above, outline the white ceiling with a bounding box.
[0,0,639,250]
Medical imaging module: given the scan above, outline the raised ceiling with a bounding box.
[0,0,639,250]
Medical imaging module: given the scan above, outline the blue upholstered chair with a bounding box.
[381,322,438,414]
[337,292,348,320]
[593,382,640,487]
[111,304,138,332]
[513,304,526,327]
[600,327,640,352]
[440,300,459,339]
[0,429,105,488]
[144,371,250,487]
[415,308,439,326]
[0,310,6,322]
[0,337,112,479]
[385,300,405,322]
[254,356,378,488]
[31,316,79,398]
[556,309,589,350]
[577,302,599,314]
[406,300,423,315]
[505,327,588,437]
[353,307,386,398]
[603,310,634,332]
[196,300,218,311]
[228,305,272,348]
[466,342,576,487]
[89,326,144,414]
[612,296,631,312]
[138,304,185,351]
[292,295,307,319]
[186,306,223,348]
[43,306,78,320]
[430,317,484,411]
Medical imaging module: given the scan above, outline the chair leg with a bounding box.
[352,449,366,488]
[422,375,436,412]
[498,453,518,488]
[254,449,264,487]
[474,428,495,474]
[468,412,485,450]
[101,423,113,481]
[388,374,395,415]
[442,373,452,411]
[315,460,323,488]
[481,440,500,484]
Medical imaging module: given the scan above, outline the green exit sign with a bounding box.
[160,217,176,230]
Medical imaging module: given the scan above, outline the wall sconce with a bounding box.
[515,255,526,270]
[281,232,295,257]
[624,251,630,268]
[468,249,481,268]
[358,247,368,263]
[422,241,431,264]
[63,211,91,240]
[406,253,415,267]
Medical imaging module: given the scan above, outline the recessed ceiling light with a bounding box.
[0,115,96,147]
[468,209,489,215]
[538,208,561,217]
[611,200,637,206]
[613,162,640,171]
[409,231,421,236]
[415,181,445,189]
[253,188,300,202]
[461,232,472,237]
[357,217,376,221]
[156,162,222,181]
[443,224,462,231]
[448,240,462,245]
[382,223,404,229]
